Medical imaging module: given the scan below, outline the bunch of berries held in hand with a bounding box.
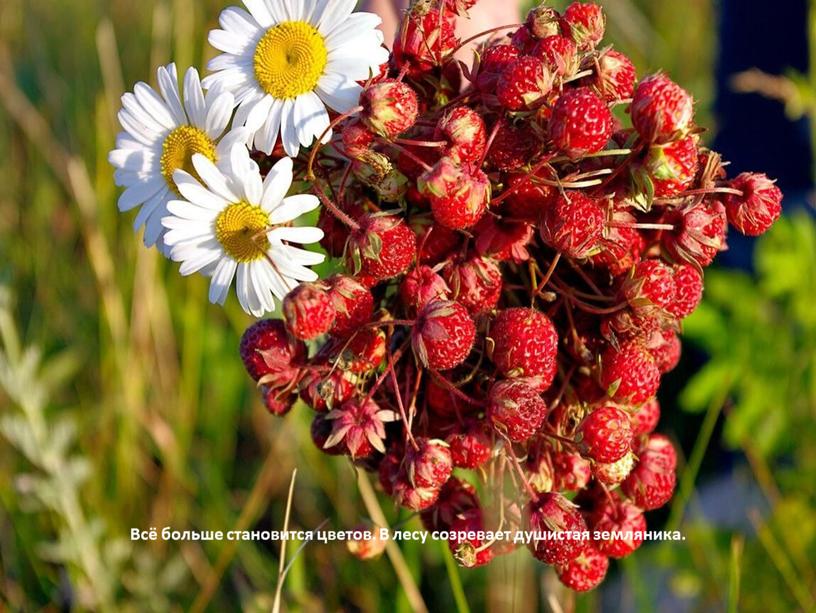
[238,0,782,592]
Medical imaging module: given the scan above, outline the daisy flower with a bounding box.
[109,63,243,252]
[162,144,325,316]
[203,0,389,157]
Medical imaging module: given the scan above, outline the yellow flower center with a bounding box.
[253,21,328,99]
[215,201,271,263]
[160,125,217,193]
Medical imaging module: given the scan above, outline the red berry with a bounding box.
[668,264,703,319]
[412,300,476,370]
[629,397,660,436]
[622,433,677,510]
[474,216,535,263]
[489,308,559,385]
[486,120,539,171]
[497,56,553,111]
[531,35,579,77]
[449,510,495,568]
[562,2,606,50]
[261,386,295,416]
[324,398,397,459]
[400,265,451,311]
[540,191,606,258]
[502,169,558,221]
[239,319,305,383]
[346,214,417,281]
[419,157,490,230]
[526,492,589,564]
[589,498,646,558]
[631,74,694,143]
[310,413,345,455]
[646,328,681,374]
[662,200,728,268]
[392,1,458,76]
[622,259,677,313]
[421,476,480,531]
[299,368,357,412]
[341,118,375,159]
[578,405,633,463]
[556,545,609,592]
[592,210,646,276]
[361,79,419,139]
[552,452,592,492]
[405,437,453,489]
[331,327,386,374]
[550,87,613,158]
[600,341,660,404]
[446,421,493,468]
[443,255,503,314]
[412,217,462,264]
[436,106,487,164]
[593,450,636,485]
[723,172,783,236]
[644,136,699,197]
[282,282,335,340]
[392,477,440,511]
[477,44,521,92]
[592,50,636,102]
[488,378,549,442]
[326,275,375,338]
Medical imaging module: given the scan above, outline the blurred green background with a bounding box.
[0,0,814,611]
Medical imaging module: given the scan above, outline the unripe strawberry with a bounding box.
[341,118,375,159]
[502,169,558,221]
[723,172,783,236]
[486,119,538,171]
[589,498,646,558]
[578,405,633,463]
[622,259,677,313]
[497,56,553,111]
[550,87,613,158]
[488,378,549,442]
[540,191,605,258]
[449,510,495,568]
[647,328,681,374]
[392,1,458,76]
[622,433,677,510]
[360,79,419,139]
[400,265,451,312]
[668,264,703,319]
[261,386,295,416]
[592,50,636,102]
[476,44,521,92]
[346,214,417,281]
[412,300,476,370]
[662,200,728,267]
[282,282,335,340]
[631,74,694,143]
[436,106,487,164]
[405,437,453,489]
[531,35,579,77]
[474,216,535,263]
[299,368,357,412]
[526,493,589,564]
[643,136,699,197]
[489,308,558,385]
[324,398,397,459]
[419,157,490,230]
[600,341,660,404]
[443,255,503,314]
[552,452,592,492]
[239,319,305,383]
[347,524,387,560]
[561,2,605,50]
[325,275,375,338]
[593,450,636,485]
[556,545,609,592]
[629,397,660,436]
[526,5,562,39]
[421,476,480,531]
[446,421,493,468]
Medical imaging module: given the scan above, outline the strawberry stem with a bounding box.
[380,139,434,173]
[446,23,524,60]
[311,184,360,231]
[305,105,363,181]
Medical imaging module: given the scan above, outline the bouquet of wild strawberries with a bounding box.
[111,0,783,592]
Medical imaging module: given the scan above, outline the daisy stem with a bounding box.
[304,105,363,181]
[311,184,360,231]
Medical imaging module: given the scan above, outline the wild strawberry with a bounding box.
[629,397,660,436]
[400,265,451,312]
[360,79,419,139]
[412,300,476,370]
[392,477,440,511]
[601,308,662,345]
[526,493,589,564]
[332,327,387,374]
[324,398,397,459]
[449,510,495,568]
[405,437,453,489]
[622,259,677,313]
[622,433,677,510]
[477,44,521,92]
[412,216,462,264]
[342,119,375,159]
[552,452,592,492]
[488,378,549,442]
[239,319,305,383]
[561,2,605,50]
[474,217,534,263]
[446,421,493,468]
[589,498,646,558]
[421,476,480,531]
[600,341,660,404]
[310,413,345,455]
[346,214,417,281]
[642,136,699,198]
[489,307,558,384]
[647,327,681,374]
[662,200,728,267]
[325,275,374,338]
[392,0,458,76]
[261,387,295,416]
[526,5,562,39]
[419,157,490,229]
[578,405,633,463]
[497,56,553,111]
[282,282,335,340]
[299,368,357,412]
[556,545,609,592]
[378,446,403,495]
[668,264,703,319]
[593,450,636,485]
[347,524,387,560]
[531,35,579,77]
[436,107,487,164]
[443,255,503,314]
[502,169,558,221]
[723,172,783,236]
[486,119,538,171]
[591,210,646,276]
[550,87,613,158]
[592,50,636,102]
[540,191,606,258]
[525,442,554,492]
[631,74,694,143]
[426,378,479,418]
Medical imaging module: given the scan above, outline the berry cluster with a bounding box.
[238,0,781,591]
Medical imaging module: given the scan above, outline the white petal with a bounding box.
[270,250,319,282]
[281,245,327,266]
[191,154,239,202]
[133,82,177,130]
[209,257,237,305]
[316,73,362,113]
[183,67,207,127]
[243,0,274,28]
[244,94,274,134]
[316,0,356,35]
[268,226,324,244]
[279,99,300,157]
[121,92,168,135]
[293,91,330,148]
[173,170,230,210]
[254,99,282,154]
[205,91,235,138]
[118,177,164,212]
[218,6,262,37]
[236,263,263,316]
[260,156,293,211]
[208,28,256,56]
[324,12,383,46]
[269,193,319,224]
[157,64,186,125]
[179,245,222,275]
